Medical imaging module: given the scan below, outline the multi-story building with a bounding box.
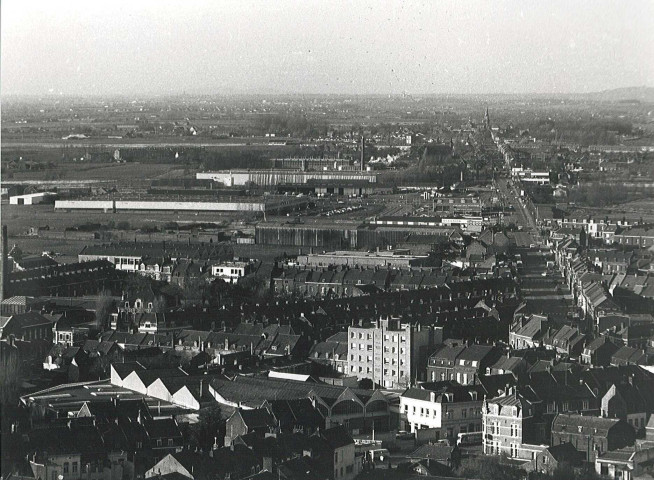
[426,343,502,385]
[210,261,251,284]
[483,389,547,461]
[434,196,483,217]
[400,382,484,440]
[347,317,437,389]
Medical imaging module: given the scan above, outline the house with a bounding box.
[406,458,453,476]
[551,413,636,462]
[483,389,548,460]
[426,344,466,383]
[451,344,502,385]
[611,346,648,366]
[487,354,529,377]
[225,408,278,446]
[533,442,584,475]
[309,332,348,374]
[211,261,252,284]
[601,382,648,431]
[595,446,654,480]
[262,398,325,435]
[0,312,54,342]
[0,296,44,316]
[316,426,358,480]
[582,337,620,367]
[400,382,484,440]
[406,443,461,470]
[144,448,261,480]
[52,316,89,347]
[509,314,548,350]
[542,325,586,359]
[144,417,184,451]
[27,419,131,480]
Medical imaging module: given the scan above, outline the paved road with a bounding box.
[496,177,541,243]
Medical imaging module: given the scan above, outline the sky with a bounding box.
[2,0,653,96]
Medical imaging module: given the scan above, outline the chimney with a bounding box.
[1,225,7,302]
[360,136,365,171]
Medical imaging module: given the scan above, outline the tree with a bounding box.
[95,290,116,329]
[0,342,23,407]
[152,296,168,313]
[187,404,224,450]
[183,276,208,306]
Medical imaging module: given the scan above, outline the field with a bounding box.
[4,162,190,183]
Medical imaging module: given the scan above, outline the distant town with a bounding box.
[2,88,654,480]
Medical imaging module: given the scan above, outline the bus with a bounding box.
[457,431,482,446]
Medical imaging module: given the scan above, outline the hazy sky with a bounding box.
[2,0,653,96]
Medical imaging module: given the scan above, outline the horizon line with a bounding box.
[1,86,652,100]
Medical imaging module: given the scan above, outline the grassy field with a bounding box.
[4,162,190,183]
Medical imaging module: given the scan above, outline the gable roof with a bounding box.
[318,425,353,449]
[552,413,623,437]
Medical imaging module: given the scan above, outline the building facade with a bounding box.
[347,317,435,389]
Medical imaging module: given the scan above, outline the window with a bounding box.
[72,462,78,473]
[64,463,69,474]
[461,408,467,418]
[157,439,162,447]
[168,438,174,446]
[511,424,518,437]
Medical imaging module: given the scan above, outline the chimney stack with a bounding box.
[360,136,365,172]
[1,225,8,302]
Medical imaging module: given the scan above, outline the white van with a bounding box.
[368,448,390,463]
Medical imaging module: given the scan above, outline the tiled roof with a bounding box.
[552,413,621,436]
[319,425,353,449]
